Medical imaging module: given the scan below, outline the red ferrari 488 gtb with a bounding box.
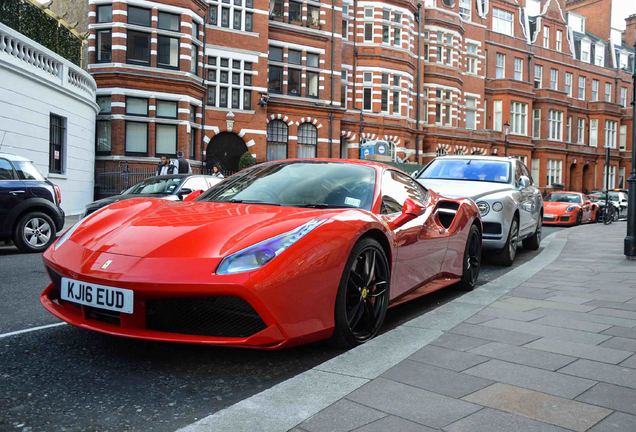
[41,160,482,349]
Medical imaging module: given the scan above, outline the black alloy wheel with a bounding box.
[333,238,390,348]
[457,224,482,291]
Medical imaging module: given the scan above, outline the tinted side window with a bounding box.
[381,170,424,214]
[0,159,15,180]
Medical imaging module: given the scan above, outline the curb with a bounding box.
[178,231,570,432]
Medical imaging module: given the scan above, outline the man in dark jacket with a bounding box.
[177,151,191,174]
[157,155,178,176]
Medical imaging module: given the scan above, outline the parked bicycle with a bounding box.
[597,201,620,225]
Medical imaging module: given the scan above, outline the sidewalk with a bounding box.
[183,222,636,432]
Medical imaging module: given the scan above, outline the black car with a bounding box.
[84,174,222,216]
[0,153,65,253]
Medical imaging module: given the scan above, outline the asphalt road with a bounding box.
[0,226,562,432]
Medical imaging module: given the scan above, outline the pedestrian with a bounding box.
[211,164,224,178]
[157,155,178,176]
[177,151,191,174]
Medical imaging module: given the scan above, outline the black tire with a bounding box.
[13,211,57,253]
[493,217,519,267]
[575,211,582,226]
[332,237,390,349]
[522,216,542,251]
[457,224,482,291]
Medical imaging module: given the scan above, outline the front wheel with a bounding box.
[575,211,582,226]
[332,238,390,349]
[457,225,482,291]
[13,212,57,253]
[493,218,519,267]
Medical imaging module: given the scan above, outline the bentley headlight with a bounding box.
[492,202,504,212]
[566,206,577,212]
[216,218,327,275]
[53,218,84,250]
[476,201,490,217]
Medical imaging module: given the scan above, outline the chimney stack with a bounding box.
[625,14,636,47]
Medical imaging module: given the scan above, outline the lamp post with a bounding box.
[625,40,636,259]
[503,121,511,157]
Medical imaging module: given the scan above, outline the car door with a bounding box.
[515,162,535,235]
[580,194,592,221]
[0,158,25,234]
[379,170,448,299]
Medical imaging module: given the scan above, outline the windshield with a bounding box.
[126,177,183,195]
[199,162,376,210]
[14,161,45,181]
[420,159,511,184]
[545,193,582,203]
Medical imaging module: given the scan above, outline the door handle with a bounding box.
[9,190,25,195]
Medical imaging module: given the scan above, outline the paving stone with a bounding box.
[430,333,491,352]
[591,308,636,320]
[469,342,576,371]
[510,287,556,300]
[559,359,636,389]
[525,338,632,364]
[353,415,438,432]
[588,301,636,312]
[531,308,636,328]
[409,345,489,372]
[382,360,493,398]
[561,293,635,303]
[545,295,594,305]
[405,301,484,331]
[463,383,611,432]
[477,306,546,322]
[346,378,480,429]
[496,297,597,312]
[602,326,636,339]
[449,323,539,346]
[589,412,636,431]
[463,314,494,324]
[600,336,636,352]
[576,383,636,415]
[480,318,611,345]
[528,316,612,333]
[463,359,596,398]
[621,354,636,368]
[300,399,386,432]
[443,407,570,432]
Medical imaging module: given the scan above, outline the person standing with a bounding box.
[177,151,191,174]
[210,164,224,178]
[157,155,178,176]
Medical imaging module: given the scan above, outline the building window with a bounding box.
[514,57,523,80]
[127,30,150,66]
[578,76,586,99]
[96,120,111,154]
[157,36,179,69]
[267,120,288,160]
[548,110,563,141]
[96,5,112,23]
[621,87,628,108]
[270,0,283,18]
[581,40,591,63]
[605,120,617,148]
[128,6,151,27]
[590,119,598,147]
[605,83,612,103]
[191,44,198,75]
[556,30,562,51]
[566,116,572,142]
[465,97,476,130]
[392,89,400,114]
[534,64,542,88]
[156,100,178,118]
[532,109,541,138]
[364,23,373,41]
[210,0,254,31]
[393,12,402,46]
[546,159,562,186]
[591,79,599,101]
[297,123,317,158]
[495,53,505,78]
[550,69,558,90]
[209,57,254,110]
[341,5,349,39]
[510,102,527,135]
[156,124,177,156]
[340,70,348,108]
[493,100,502,131]
[125,122,148,155]
[603,165,616,190]
[459,0,471,20]
[620,125,627,151]
[543,25,550,48]
[466,43,478,74]
[157,12,180,31]
[492,8,513,36]
[49,114,65,174]
[435,90,452,126]
[96,30,111,63]
[363,87,372,111]
[531,158,540,183]
[126,97,148,116]
[97,96,111,114]
[595,43,605,66]
[577,118,585,144]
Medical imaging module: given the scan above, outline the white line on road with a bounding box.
[0,322,67,339]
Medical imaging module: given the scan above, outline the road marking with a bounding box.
[0,322,67,339]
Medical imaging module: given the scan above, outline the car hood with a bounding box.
[67,198,347,259]
[418,179,513,200]
[88,194,174,209]
[544,202,579,212]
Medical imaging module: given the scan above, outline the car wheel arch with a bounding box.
[5,199,62,234]
[359,229,393,271]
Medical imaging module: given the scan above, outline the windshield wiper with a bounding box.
[290,203,357,209]
[228,199,281,206]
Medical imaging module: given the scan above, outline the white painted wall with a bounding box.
[0,23,98,216]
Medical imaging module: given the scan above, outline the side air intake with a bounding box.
[436,201,460,229]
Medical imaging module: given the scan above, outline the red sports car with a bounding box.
[41,160,482,349]
[543,191,598,225]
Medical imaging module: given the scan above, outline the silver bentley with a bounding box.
[415,156,544,266]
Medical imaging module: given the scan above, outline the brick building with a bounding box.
[87,0,634,192]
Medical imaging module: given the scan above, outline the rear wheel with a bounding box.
[522,216,542,251]
[332,238,390,349]
[13,212,57,253]
[457,225,481,291]
[493,218,518,267]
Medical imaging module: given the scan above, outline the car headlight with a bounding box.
[492,202,503,212]
[476,201,490,217]
[216,218,327,275]
[566,206,577,212]
[53,218,85,250]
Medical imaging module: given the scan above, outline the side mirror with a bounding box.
[585,200,592,205]
[388,198,426,230]
[517,175,530,190]
[177,188,193,200]
[183,189,203,202]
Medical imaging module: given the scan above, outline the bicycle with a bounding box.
[600,203,619,225]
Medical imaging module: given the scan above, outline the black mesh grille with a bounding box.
[482,222,502,235]
[146,296,266,337]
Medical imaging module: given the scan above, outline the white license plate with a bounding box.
[60,277,133,314]
[544,214,555,218]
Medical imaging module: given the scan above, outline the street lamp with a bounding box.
[625,39,636,259]
[503,121,511,157]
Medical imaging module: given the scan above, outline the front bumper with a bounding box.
[543,214,574,225]
[479,212,509,250]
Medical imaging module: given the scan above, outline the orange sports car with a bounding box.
[543,191,598,225]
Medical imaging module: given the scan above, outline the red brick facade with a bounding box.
[88,0,634,192]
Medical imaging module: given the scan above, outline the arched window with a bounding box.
[436,146,448,157]
[267,120,288,160]
[454,147,466,155]
[297,123,317,158]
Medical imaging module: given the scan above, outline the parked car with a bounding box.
[543,192,599,225]
[589,190,628,218]
[415,156,543,266]
[41,159,482,349]
[0,153,64,253]
[83,174,222,216]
